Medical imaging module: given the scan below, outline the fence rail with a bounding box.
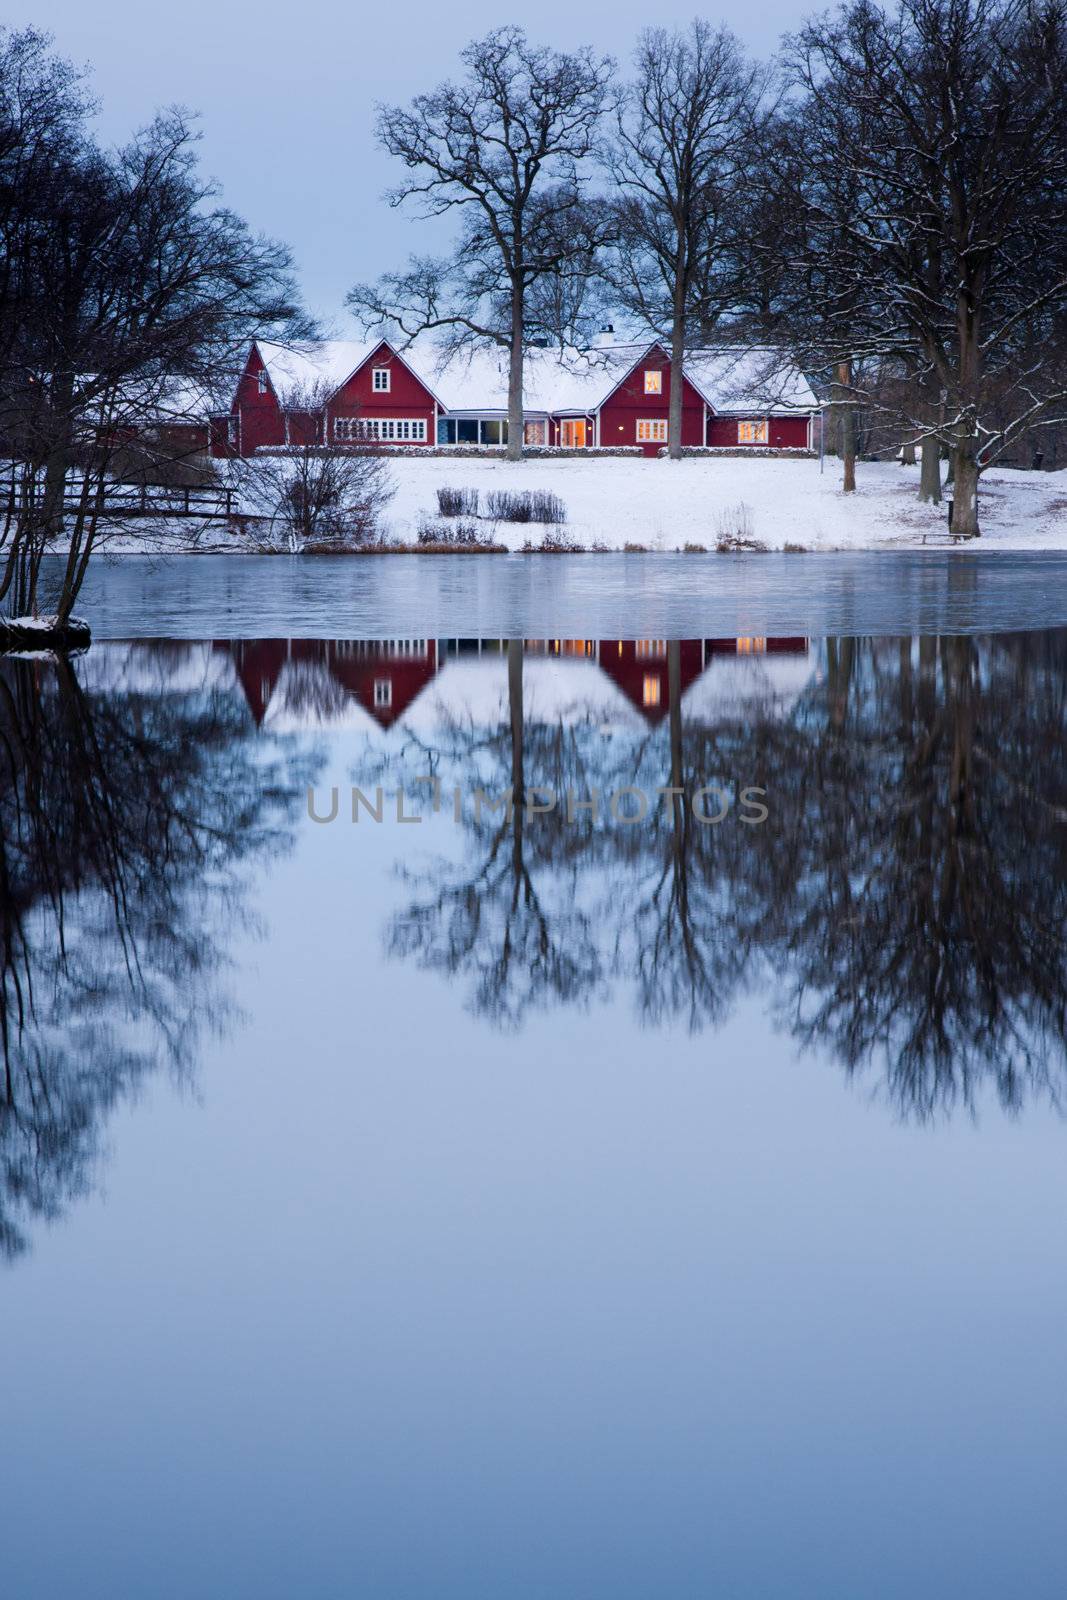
[1,473,233,519]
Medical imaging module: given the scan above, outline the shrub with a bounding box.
[716,533,769,553]
[485,488,567,524]
[715,500,756,545]
[521,529,581,552]
[436,485,480,517]
[416,515,493,547]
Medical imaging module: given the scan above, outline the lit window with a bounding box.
[635,639,666,658]
[736,637,767,654]
[636,419,668,442]
[523,419,548,446]
[372,368,391,392]
[738,420,769,444]
[373,679,392,708]
[644,370,662,395]
[256,369,268,394]
[334,417,426,442]
[642,674,661,708]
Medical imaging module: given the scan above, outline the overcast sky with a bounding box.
[32,1,807,328]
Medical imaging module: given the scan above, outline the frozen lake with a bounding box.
[40,547,1067,638]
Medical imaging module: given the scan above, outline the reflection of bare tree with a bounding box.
[388,641,606,1026]
[0,652,311,1259]
[775,634,1067,1116]
[383,633,1067,1120]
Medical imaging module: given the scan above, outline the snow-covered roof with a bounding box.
[681,650,815,724]
[683,348,817,414]
[249,335,816,417]
[401,655,647,734]
[255,339,383,405]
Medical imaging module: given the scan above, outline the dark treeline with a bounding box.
[350,2,1067,531]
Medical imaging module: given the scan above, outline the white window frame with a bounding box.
[373,678,392,708]
[636,419,668,443]
[256,369,268,394]
[738,419,769,444]
[372,367,391,393]
[334,417,427,442]
[643,369,662,395]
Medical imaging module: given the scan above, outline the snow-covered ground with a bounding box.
[77,454,1067,553]
[372,454,1067,551]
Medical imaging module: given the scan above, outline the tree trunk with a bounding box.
[668,247,686,461]
[902,439,916,466]
[838,360,856,492]
[951,295,981,534]
[508,638,524,876]
[918,355,941,501]
[920,435,941,503]
[507,282,524,462]
[951,444,980,538]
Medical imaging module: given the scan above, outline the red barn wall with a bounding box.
[597,639,706,723]
[325,343,436,445]
[706,415,811,449]
[229,345,286,455]
[598,349,705,454]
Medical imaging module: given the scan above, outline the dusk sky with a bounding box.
[32,1,804,327]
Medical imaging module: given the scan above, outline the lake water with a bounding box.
[4,558,1067,1598]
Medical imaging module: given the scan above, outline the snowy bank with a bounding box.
[368,454,1067,552]
[45,454,1067,554]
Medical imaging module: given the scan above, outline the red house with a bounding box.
[209,336,817,458]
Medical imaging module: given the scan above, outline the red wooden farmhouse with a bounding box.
[209,336,817,458]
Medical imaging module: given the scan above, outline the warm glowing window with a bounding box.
[335,417,426,442]
[736,637,767,654]
[643,369,662,394]
[636,639,666,658]
[372,367,391,392]
[524,419,548,446]
[738,419,769,444]
[636,419,668,442]
[642,674,662,708]
[373,679,392,708]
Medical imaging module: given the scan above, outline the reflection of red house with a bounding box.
[597,637,810,722]
[217,638,439,728]
[597,639,706,723]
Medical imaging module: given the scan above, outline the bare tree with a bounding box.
[607,22,766,458]
[348,27,614,461]
[778,0,1067,535]
[231,381,394,551]
[0,30,310,633]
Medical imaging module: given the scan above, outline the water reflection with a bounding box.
[3,628,1064,1261]
[0,647,313,1258]
[327,632,1067,1119]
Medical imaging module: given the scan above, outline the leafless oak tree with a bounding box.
[607,22,767,459]
[348,27,614,461]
